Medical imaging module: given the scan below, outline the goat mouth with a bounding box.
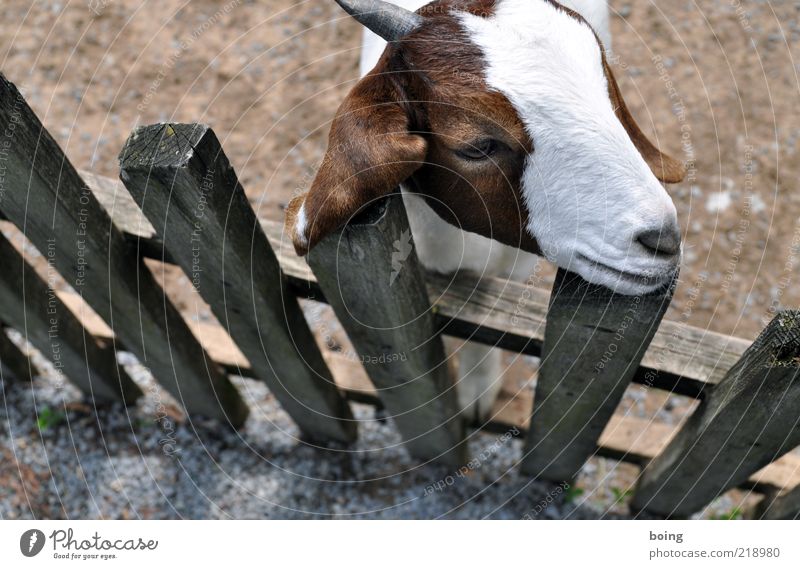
[575,253,674,289]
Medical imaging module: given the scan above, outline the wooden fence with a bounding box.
[1,72,799,519]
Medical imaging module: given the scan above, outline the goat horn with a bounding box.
[334,0,423,41]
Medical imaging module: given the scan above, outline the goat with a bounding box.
[286,0,686,420]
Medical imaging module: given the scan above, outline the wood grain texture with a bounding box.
[0,232,140,402]
[521,269,676,480]
[632,311,800,517]
[119,123,355,444]
[0,74,247,426]
[308,194,466,464]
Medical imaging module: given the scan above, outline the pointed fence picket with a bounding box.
[118,123,355,444]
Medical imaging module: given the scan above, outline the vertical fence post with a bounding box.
[631,311,800,518]
[0,74,248,426]
[119,123,356,444]
[0,233,141,403]
[521,269,676,480]
[307,194,466,464]
[0,326,37,383]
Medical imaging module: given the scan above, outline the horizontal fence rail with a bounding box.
[0,71,797,518]
[631,312,800,517]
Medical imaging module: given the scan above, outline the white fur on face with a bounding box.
[460,0,679,294]
[295,202,309,248]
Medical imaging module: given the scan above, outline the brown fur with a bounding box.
[603,57,687,183]
[287,0,686,256]
[287,52,427,255]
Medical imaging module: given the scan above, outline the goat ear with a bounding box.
[604,59,687,183]
[286,67,427,256]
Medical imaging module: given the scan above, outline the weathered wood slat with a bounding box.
[119,123,355,444]
[81,171,750,399]
[425,272,745,398]
[308,194,466,464]
[488,377,800,494]
[0,233,140,402]
[0,74,248,426]
[632,311,800,517]
[0,326,37,383]
[521,269,676,480]
[80,169,800,499]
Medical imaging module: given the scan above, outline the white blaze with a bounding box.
[460,0,678,294]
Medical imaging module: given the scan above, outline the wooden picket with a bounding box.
[82,166,800,513]
[308,193,466,464]
[0,325,37,383]
[631,311,800,517]
[521,268,676,480]
[0,231,140,403]
[118,123,355,444]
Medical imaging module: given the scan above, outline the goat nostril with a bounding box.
[637,227,681,257]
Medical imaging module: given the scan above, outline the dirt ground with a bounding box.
[0,0,798,519]
[1,0,798,340]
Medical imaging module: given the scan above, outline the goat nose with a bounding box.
[636,224,681,257]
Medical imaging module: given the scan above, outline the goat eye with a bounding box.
[456,139,498,161]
